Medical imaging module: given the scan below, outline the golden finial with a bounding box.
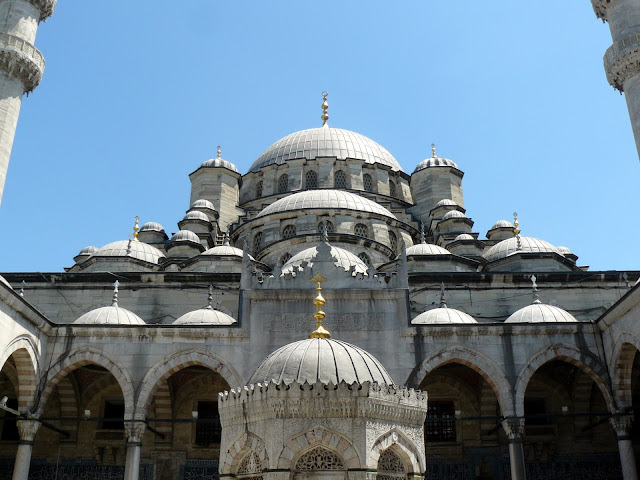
[431,143,437,158]
[309,272,330,339]
[217,145,221,159]
[321,91,329,127]
[513,212,520,236]
[133,216,140,242]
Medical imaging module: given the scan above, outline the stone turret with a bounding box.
[0,0,55,206]
[593,0,640,160]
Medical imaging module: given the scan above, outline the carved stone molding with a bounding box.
[591,0,612,21]
[609,413,634,436]
[16,418,41,443]
[28,0,57,21]
[0,33,44,93]
[501,418,525,439]
[124,420,147,443]
[604,32,640,91]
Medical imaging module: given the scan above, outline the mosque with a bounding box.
[3,2,640,480]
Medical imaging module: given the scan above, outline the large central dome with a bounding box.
[250,127,403,172]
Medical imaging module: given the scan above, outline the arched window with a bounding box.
[256,181,263,198]
[280,253,292,266]
[278,174,289,194]
[237,451,262,480]
[318,221,334,234]
[354,223,368,238]
[334,170,347,189]
[358,252,371,266]
[282,224,296,239]
[253,232,262,253]
[376,449,406,480]
[294,446,345,471]
[388,231,397,254]
[389,180,396,197]
[305,170,318,189]
[363,173,374,192]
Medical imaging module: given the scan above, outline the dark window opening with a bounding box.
[195,401,221,446]
[1,398,18,440]
[524,398,548,425]
[425,400,456,442]
[101,400,125,430]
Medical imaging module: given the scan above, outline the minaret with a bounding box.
[592,0,640,160]
[0,0,55,206]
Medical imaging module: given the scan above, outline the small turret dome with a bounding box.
[454,234,474,241]
[282,245,368,275]
[442,210,466,220]
[169,230,201,244]
[491,220,513,229]
[94,240,165,264]
[505,303,578,323]
[190,199,216,211]
[200,149,239,173]
[74,306,145,325]
[557,246,572,255]
[78,246,98,256]
[202,236,255,260]
[139,222,166,233]
[248,338,394,385]
[183,211,210,222]
[405,243,450,256]
[435,199,458,207]
[414,155,459,173]
[412,307,477,324]
[174,307,236,326]
[483,236,559,263]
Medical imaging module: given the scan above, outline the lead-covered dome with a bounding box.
[174,307,237,326]
[257,190,396,219]
[412,307,477,324]
[414,156,459,173]
[74,305,145,325]
[282,245,368,275]
[248,338,394,385]
[94,240,165,264]
[405,243,450,256]
[483,236,559,263]
[505,302,578,323]
[200,157,239,173]
[250,127,402,173]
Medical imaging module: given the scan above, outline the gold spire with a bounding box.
[309,272,330,339]
[217,145,221,159]
[133,216,140,242]
[513,212,520,236]
[321,92,329,127]
[431,143,437,158]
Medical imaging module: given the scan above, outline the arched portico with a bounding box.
[0,336,39,411]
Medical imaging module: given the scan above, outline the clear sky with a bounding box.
[0,1,637,272]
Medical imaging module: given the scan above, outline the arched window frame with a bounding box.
[334,170,347,189]
[253,232,263,253]
[278,174,289,194]
[358,252,371,266]
[318,221,334,234]
[389,180,396,197]
[305,170,318,189]
[354,223,369,238]
[363,173,375,193]
[388,231,398,254]
[256,180,263,198]
[282,224,296,239]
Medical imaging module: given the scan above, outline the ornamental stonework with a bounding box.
[0,33,45,93]
[294,446,345,471]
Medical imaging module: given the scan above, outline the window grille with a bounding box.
[237,451,262,476]
[334,170,347,189]
[318,221,334,233]
[305,170,318,189]
[425,400,456,442]
[195,401,221,446]
[278,174,289,194]
[389,180,396,197]
[354,223,368,237]
[294,446,345,471]
[280,253,292,266]
[282,225,296,239]
[253,232,262,253]
[363,173,374,192]
[389,231,397,254]
[358,252,371,266]
[256,181,263,198]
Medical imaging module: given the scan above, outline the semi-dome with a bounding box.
[282,245,368,275]
[412,307,477,324]
[200,157,239,173]
[491,220,514,229]
[405,243,450,256]
[248,338,394,385]
[442,210,466,220]
[505,303,578,323]
[435,199,458,207]
[94,240,165,264]
[170,230,201,244]
[139,222,165,233]
[191,199,216,211]
[182,211,210,222]
[250,127,402,173]
[174,307,236,326]
[257,190,396,219]
[414,156,459,173]
[483,236,559,263]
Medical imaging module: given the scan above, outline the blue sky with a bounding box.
[0,1,637,272]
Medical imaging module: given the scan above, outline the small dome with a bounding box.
[139,222,166,233]
[248,338,394,385]
[557,246,573,255]
[442,210,466,220]
[282,245,368,275]
[257,190,396,219]
[202,245,255,260]
[95,240,165,264]
[483,236,559,263]
[78,246,98,255]
[505,303,578,323]
[491,220,514,229]
[170,230,201,244]
[183,211,210,222]
[191,199,216,211]
[454,234,474,241]
[174,307,237,326]
[435,199,458,207]
[74,305,145,325]
[414,156,459,173]
[250,127,402,173]
[200,157,239,173]
[405,243,450,256]
[412,307,477,324]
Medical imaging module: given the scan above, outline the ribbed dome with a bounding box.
[442,210,466,220]
[505,303,578,323]
[200,157,239,173]
[174,307,237,326]
[191,199,216,211]
[74,306,145,325]
[414,156,459,173]
[435,199,458,207]
[455,234,474,241]
[257,190,396,219]
[183,211,210,222]
[202,245,254,260]
[139,222,166,233]
[405,243,450,256]
[557,246,573,255]
[248,338,394,385]
[483,236,559,263]
[412,307,477,324]
[491,220,513,229]
[95,240,165,264]
[250,127,402,173]
[282,245,368,275]
[78,246,98,255]
[170,230,201,243]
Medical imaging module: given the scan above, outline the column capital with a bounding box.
[124,420,146,444]
[610,412,634,437]
[501,417,525,440]
[16,418,41,444]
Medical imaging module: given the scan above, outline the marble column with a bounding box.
[502,418,527,480]
[610,413,638,480]
[11,419,41,480]
[124,420,146,480]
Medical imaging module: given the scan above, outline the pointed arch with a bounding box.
[0,335,39,411]
[220,431,268,475]
[610,333,640,406]
[407,345,514,417]
[278,425,361,470]
[514,343,614,417]
[371,428,424,472]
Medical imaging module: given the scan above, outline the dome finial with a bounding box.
[320,221,329,243]
[431,143,437,158]
[217,145,221,159]
[531,275,541,304]
[440,282,447,308]
[222,231,230,246]
[112,280,119,307]
[420,222,426,244]
[133,216,140,242]
[513,212,521,250]
[309,272,330,339]
[321,91,329,127]
[206,285,214,309]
